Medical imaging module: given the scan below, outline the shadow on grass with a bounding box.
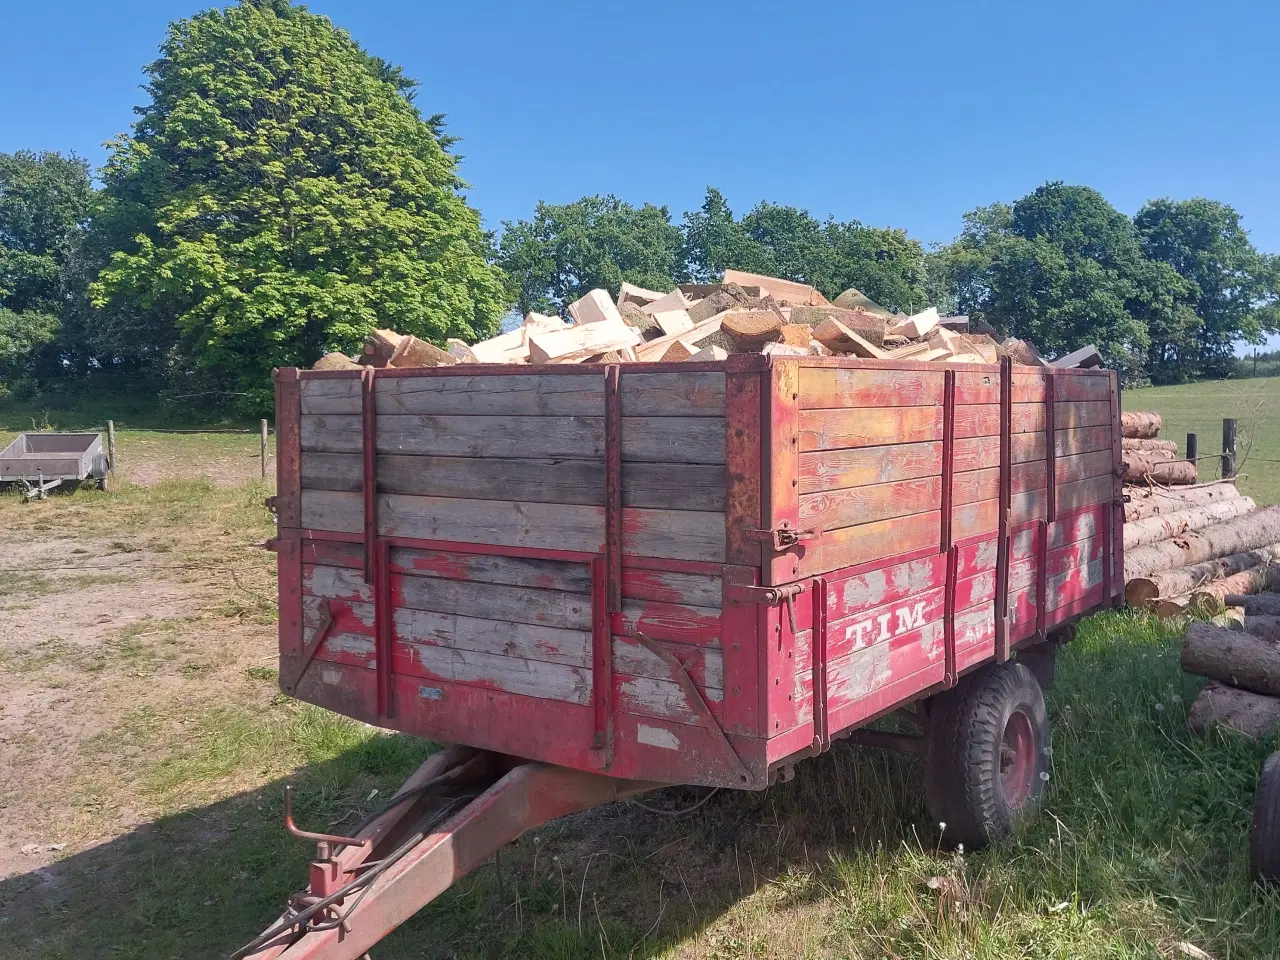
[4,610,1280,959]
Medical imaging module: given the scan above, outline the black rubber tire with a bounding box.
[1251,751,1280,881]
[1017,644,1056,690]
[924,662,1049,850]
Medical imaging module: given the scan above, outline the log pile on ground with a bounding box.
[1119,413,1280,616]
[1182,605,1280,740]
[308,271,1110,370]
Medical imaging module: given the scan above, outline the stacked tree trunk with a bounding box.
[1120,414,1280,617]
[1183,589,1280,739]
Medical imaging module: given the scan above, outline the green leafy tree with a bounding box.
[1135,197,1280,381]
[932,184,1187,376]
[679,187,777,283]
[0,150,93,378]
[91,0,508,410]
[496,195,682,314]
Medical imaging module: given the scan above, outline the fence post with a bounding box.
[106,420,117,473]
[1222,418,1237,479]
[260,419,269,480]
[1186,432,1197,465]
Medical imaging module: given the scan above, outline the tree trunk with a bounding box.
[1122,454,1198,485]
[1244,615,1280,642]
[1124,481,1240,522]
[1182,622,1280,697]
[1122,438,1179,455]
[1126,545,1280,607]
[361,329,403,366]
[389,334,456,368]
[1226,594,1280,617]
[1124,506,1280,580]
[1188,681,1280,740]
[1121,411,1163,439]
[1123,497,1256,550]
[1189,565,1275,614]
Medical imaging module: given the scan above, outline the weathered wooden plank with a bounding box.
[621,417,726,464]
[391,546,591,593]
[798,406,942,452]
[827,585,946,662]
[1010,535,1105,593]
[623,463,726,510]
[398,642,593,705]
[619,372,725,416]
[622,568,723,608]
[303,598,594,669]
[799,441,941,494]
[301,414,604,459]
[617,597,721,647]
[1047,558,1104,610]
[796,510,941,578]
[612,635,724,689]
[299,489,604,552]
[826,620,945,708]
[1057,474,1113,514]
[394,573,591,631]
[798,367,944,409]
[300,452,726,511]
[951,371,1111,406]
[799,476,942,531]
[296,491,724,564]
[827,551,947,621]
[302,413,726,465]
[301,374,604,417]
[622,508,726,563]
[303,564,371,603]
[615,673,725,727]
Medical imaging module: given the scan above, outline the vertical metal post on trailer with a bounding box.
[939,368,958,688]
[994,356,1013,662]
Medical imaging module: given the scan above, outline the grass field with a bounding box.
[1,378,1280,957]
[1125,376,1280,505]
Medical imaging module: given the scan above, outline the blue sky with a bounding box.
[2,1,1278,262]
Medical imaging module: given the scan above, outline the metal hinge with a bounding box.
[746,522,823,552]
[265,495,279,514]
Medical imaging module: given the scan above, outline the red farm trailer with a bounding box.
[242,354,1124,959]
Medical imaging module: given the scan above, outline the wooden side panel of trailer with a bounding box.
[273,357,1122,789]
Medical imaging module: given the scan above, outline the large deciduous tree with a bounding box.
[0,150,93,380]
[496,195,682,314]
[933,183,1185,375]
[1135,198,1280,381]
[91,0,508,410]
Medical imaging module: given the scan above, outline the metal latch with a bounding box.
[746,522,823,552]
[265,495,278,514]
[734,581,809,634]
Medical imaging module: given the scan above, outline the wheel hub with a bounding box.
[1000,708,1036,808]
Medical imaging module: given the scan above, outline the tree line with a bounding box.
[2,0,1277,415]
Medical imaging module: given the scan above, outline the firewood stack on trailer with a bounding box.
[1120,412,1280,618]
[311,270,1081,372]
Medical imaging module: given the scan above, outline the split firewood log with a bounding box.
[1124,506,1280,580]
[1182,621,1280,697]
[389,335,456,368]
[1121,411,1163,439]
[1188,682,1280,740]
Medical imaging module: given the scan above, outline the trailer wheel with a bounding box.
[1017,644,1056,689]
[1251,751,1280,881]
[925,662,1049,849]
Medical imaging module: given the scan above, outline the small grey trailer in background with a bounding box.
[0,432,110,500]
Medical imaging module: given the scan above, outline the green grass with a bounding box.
[1125,376,1280,505]
[5,610,1278,959]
